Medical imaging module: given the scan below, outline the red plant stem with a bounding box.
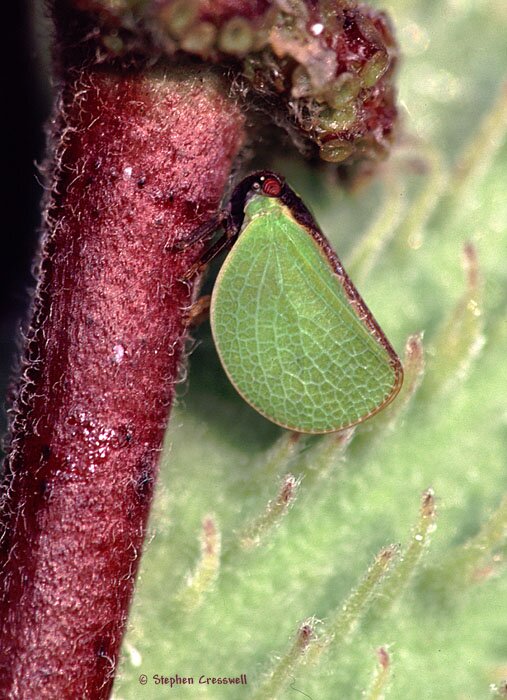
[0,63,244,696]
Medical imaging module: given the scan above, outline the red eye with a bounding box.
[261,177,282,197]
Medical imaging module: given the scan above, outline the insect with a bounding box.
[181,171,403,434]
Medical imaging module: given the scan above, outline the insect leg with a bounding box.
[185,294,211,327]
[182,214,239,280]
[171,212,227,251]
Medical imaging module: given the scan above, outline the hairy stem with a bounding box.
[0,23,244,698]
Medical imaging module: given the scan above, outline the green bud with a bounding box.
[319,138,355,163]
[160,0,199,40]
[327,73,362,109]
[218,17,254,56]
[360,50,389,88]
[316,104,357,132]
[181,22,218,55]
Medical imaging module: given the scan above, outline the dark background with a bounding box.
[2,0,50,433]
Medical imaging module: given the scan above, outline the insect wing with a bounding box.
[210,199,401,433]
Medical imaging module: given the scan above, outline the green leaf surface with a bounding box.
[114,1,507,698]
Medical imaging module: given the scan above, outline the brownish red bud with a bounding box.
[70,0,399,169]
